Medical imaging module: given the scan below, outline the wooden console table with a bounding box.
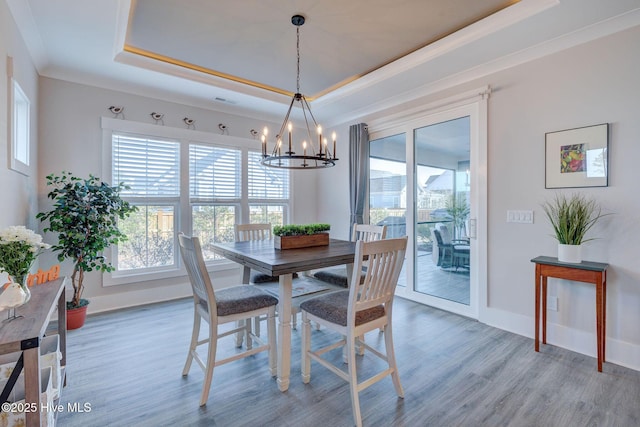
[531,256,608,372]
[0,278,67,426]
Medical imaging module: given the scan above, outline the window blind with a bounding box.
[112,133,180,197]
[248,151,289,199]
[190,144,241,199]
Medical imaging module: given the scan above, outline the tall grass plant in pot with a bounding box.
[37,172,136,329]
[541,193,607,263]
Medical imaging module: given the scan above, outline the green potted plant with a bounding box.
[272,223,331,249]
[445,196,470,239]
[541,193,608,263]
[37,172,137,329]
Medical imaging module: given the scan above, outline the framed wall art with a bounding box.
[545,123,609,188]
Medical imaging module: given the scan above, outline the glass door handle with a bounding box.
[469,218,477,239]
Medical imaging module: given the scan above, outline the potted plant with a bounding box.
[0,226,50,319]
[36,172,137,329]
[445,196,470,239]
[272,223,330,249]
[541,193,608,263]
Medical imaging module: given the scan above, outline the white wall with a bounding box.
[0,0,39,237]
[37,77,320,312]
[322,26,640,370]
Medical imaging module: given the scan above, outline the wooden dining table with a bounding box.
[211,238,356,391]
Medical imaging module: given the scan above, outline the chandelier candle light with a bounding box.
[261,15,338,169]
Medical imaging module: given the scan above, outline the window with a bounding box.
[190,144,241,260]
[104,119,290,282]
[112,133,180,272]
[247,151,289,226]
[10,79,30,175]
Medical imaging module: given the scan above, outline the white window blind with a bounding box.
[248,151,289,199]
[190,144,241,199]
[112,133,180,197]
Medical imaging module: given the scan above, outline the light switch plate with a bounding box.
[507,210,534,223]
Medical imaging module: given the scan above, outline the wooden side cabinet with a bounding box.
[531,256,608,372]
[0,277,67,426]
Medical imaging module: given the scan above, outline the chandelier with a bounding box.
[260,15,337,169]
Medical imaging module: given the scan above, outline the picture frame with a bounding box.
[545,123,608,189]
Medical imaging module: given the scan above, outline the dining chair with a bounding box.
[300,236,408,427]
[234,222,272,242]
[178,233,278,406]
[432,224,470,270]
[312,223,387,287]
[234,223,302,334]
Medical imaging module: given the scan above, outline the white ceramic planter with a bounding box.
[558,243,582,263]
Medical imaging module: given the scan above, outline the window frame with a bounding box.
[9,78,31,176]
[101,117,291,285]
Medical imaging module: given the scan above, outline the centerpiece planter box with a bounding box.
[275,233,329,250]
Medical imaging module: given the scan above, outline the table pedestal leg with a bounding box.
[277,273,293,391]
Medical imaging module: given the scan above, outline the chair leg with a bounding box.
[292,309,298,330]
[183,309,200,376]
[384,322,404,398]
[301,312,311,383]
[235,319,244,348]
[245,317,253,351]
[346,333,363,427]
[199,320,218,406]
[267,307,277,377]
[254,315,261,337]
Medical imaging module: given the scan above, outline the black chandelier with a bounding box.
[260,15,337,169]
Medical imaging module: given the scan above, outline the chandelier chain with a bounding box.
[296,26,300,94]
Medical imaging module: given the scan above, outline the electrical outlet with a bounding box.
[547,296,558,311]
[507,210,534,223]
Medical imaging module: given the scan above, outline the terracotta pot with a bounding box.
[67,304,89,330]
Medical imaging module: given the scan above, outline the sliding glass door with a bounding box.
[369,100,486,319]
[414,117,472,309]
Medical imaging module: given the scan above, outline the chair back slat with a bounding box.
[235,223,272,242]
[351,223,387,242]
[349,237,407,317]
[178,234,217,318]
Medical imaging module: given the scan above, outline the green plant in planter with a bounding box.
[445,196,470,239]
[36,172,137,309]
[273,223,330,236]
[541,193,608,245]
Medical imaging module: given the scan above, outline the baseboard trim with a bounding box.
[481,306,640,372]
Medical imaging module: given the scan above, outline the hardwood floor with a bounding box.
[56,297,640,426]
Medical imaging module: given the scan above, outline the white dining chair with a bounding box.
[312,223,387,287]
[178,233,278,406]
[234,223,309,335]
[300,236,407,427]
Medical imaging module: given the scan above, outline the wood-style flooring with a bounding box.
[57,297,640,426]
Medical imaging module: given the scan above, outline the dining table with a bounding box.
[211,238,357,391]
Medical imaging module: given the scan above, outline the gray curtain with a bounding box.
[349,123,369,236]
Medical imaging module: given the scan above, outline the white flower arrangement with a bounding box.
[0,226,50,286]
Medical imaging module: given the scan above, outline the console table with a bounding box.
[0,277,67,426]
[531,256,608,372]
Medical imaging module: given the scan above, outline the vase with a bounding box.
[558,243,582,263]
[0,276,31,321]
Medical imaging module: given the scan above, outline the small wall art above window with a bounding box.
[545,123,609,189]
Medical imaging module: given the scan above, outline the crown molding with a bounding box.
[5,0,48,70]
[326,6,640,127]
